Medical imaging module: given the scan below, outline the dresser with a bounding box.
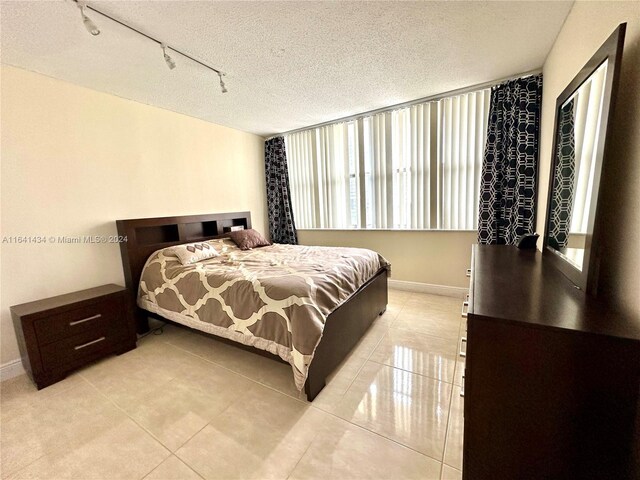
[463,245,640,480]
[11,284,137,389]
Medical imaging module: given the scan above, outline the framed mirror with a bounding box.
[543,23,626,294]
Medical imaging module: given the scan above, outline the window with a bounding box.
[286,89,490,230]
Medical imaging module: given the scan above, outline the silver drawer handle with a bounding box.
[461,375,465,397]
[461,301,469,318]
[459,337,467,357]
[74,336,106,350]
[466,268,471,277]
[69,314,101,326]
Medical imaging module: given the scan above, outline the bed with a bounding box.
[116,212,389,400]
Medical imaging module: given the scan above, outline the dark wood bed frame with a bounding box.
[115,211,388,400]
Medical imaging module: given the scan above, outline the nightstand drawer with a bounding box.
[11,284,136,390]
[40,325,128,369]
[34,297,125,345]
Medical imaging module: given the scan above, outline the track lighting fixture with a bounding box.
[72,0,228,92]
[218,73,228,94]
[78,3,100,36]
[161,44,176,70]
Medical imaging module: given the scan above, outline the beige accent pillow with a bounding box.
[167,242,220,265]
[228,229,271,250]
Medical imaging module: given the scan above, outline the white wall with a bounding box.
[0,66,267,366]
[537,1,640,318]
[298,230,476,288]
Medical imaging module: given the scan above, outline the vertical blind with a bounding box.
[570,61,607,234]
[438,90,491,230]
[286,88,490,230]
[391,104,432,229]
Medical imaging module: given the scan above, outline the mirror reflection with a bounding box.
[546,60,608,271]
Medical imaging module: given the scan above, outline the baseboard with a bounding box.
[0,359,26,382]
[388,279,468,298]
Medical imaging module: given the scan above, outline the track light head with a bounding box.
[72,1,228,90]
[218,73,228,93]
[78,4,100,36]
[161,44,176,70]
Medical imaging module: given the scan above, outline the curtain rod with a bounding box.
[267,68,542,140]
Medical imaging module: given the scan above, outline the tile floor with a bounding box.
[0,289,465,480]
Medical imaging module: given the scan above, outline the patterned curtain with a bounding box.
[478,74,543,245]
[265,136,298,244]
[547,99,576,249]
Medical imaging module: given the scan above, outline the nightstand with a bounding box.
[11,284,137,389]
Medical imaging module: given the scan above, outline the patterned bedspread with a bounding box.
[138,238,389,390]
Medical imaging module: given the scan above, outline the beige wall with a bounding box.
[537,1,640,318]
[298,230,476,288]
[0,66,267,365]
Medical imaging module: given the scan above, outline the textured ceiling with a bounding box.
[1,1,573,137]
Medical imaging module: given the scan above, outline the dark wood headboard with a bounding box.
[116,212,251,296]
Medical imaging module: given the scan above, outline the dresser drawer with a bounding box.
[34,297,125,345]
[39,324,128,370]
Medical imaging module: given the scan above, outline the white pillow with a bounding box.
[167,242,220,265]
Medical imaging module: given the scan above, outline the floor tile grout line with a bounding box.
[441,292,467,470]
[310,391,448,464]
[385,323,466,345]
[317,314,394,408]
[353,296,457,464]
[440,374,460,469]
[440,303,466,472]
[102,293,455,471]
[284,430,321,480]
[83,338,312,451]
[77,373,175,476]
[390,324,461,341]
[154,291,450,407]
[3,290,462,476]
[162,310,393,407]
[281,402,354,480]
[391,298,460,330]
[3,374,168,480]
[365,357,457,385]
[172,392,240,455]
[142,454,205,480]
[0,374,83,413]
[0,376,123,479]
[308,400,446,466]
[307,298,448,466]
[3,291,458,479]
[174,416,220,453]
[1,448,49,479]
[173,454,206,480]
[80,342,258,479]
[160,337,311,404]
[166,303,446,465]
[441,464,463,478]
[315,300,400,402]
